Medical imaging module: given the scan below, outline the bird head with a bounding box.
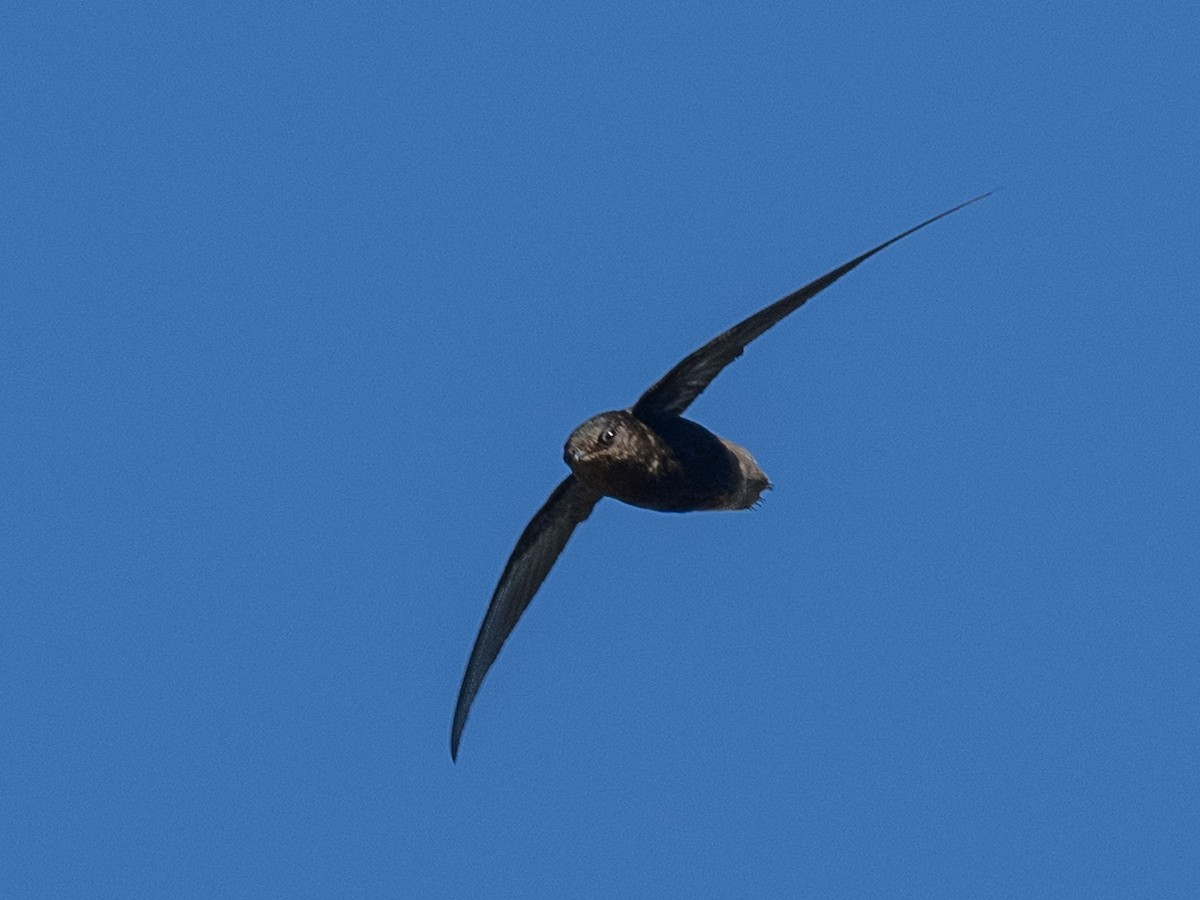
[563,410,635,469]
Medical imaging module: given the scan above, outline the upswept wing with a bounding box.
[631,193,991,419]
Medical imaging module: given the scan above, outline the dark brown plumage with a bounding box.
[451,193,990,760]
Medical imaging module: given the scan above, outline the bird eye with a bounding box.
[600,427,617,445]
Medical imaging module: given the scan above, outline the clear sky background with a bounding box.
[4,3,1198,897]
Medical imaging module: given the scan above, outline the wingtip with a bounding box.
[934,190,993,221]
[966,189,995,205]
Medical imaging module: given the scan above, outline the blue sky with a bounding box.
[4,2,1198,897]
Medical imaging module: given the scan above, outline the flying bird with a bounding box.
[451,193,990,760]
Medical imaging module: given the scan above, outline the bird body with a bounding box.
[450,193,991,760]
[564,410,770,513]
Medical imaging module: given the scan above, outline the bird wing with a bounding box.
[451,474,602,760]
[631,193,990,420]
